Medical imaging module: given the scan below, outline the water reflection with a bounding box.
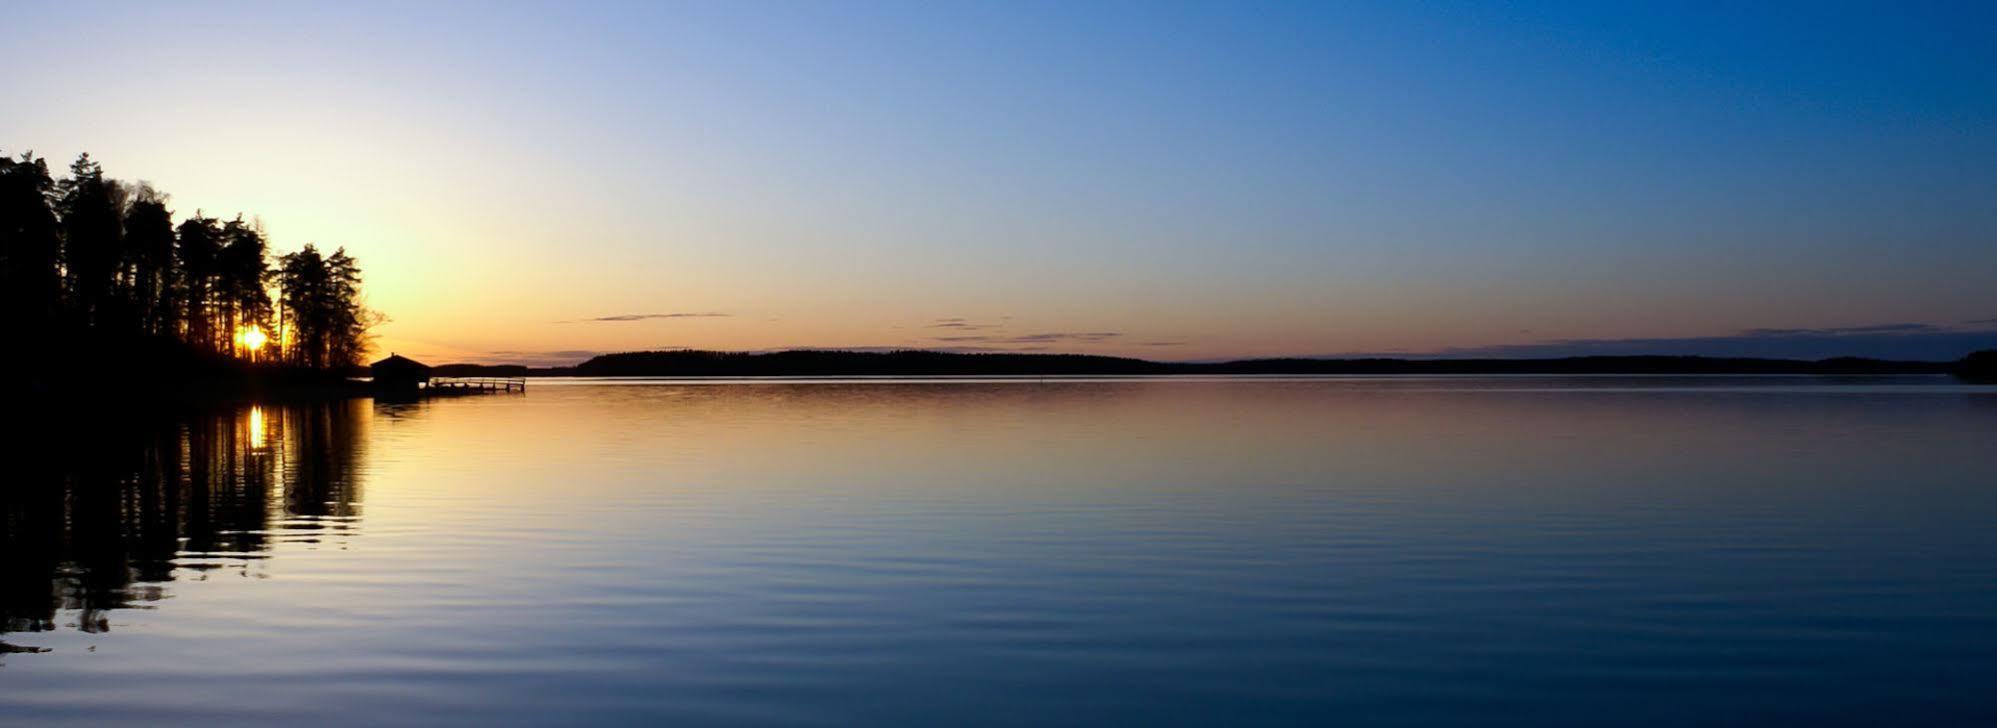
[2,381,1995,724]
[0,401,369,643]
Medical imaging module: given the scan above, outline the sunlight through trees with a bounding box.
[1,150,375,369]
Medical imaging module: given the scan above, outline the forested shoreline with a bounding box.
[431,349,1982,378]
[1,150,378,396]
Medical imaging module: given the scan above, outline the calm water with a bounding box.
[6,376,1997,725]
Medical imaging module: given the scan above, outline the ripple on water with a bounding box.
[7,380,1997,725]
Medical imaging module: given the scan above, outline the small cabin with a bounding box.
[370,354,433,392]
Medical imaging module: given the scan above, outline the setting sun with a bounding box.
[235,325,270,353]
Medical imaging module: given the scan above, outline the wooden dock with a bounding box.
[425,377,527,394]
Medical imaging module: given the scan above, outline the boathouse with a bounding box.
[370,354,433,393]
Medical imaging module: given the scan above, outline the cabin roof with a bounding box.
[370,354,432,374]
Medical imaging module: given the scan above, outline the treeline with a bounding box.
[447,349,1962,378]
[0,150,374,369]
[575,350,1172,377]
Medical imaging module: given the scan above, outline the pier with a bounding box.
[425,376,527,393]
[371,354,525,398]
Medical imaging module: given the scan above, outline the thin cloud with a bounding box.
[486,349,602,358]
[929,332,1123,345]
[1428,322,1997,362]
[457,349,603,367]
[559,312,731,323]
[924,317,1000,330]
[1741,322,1939,337]
[745,344,1057,354]
[1008,332,1122,344]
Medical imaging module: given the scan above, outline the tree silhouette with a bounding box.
[219,216,272,357]
[277,244,371,369]
[0,153,61,340]
[55,154,128,328]
[323,247,371,367]
[6,147,375,373]
[175,214,223,353]
[123,185,177,336]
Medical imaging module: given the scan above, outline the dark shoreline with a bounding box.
[20,348,1990,407]
[11,331,374,407]
[433,349,1983,379]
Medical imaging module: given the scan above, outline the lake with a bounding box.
[6,376,1997,725]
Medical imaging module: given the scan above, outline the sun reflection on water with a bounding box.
[247,405,268,451]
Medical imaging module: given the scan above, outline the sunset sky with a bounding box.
[5,1,1994,364]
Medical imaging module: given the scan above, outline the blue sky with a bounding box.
[4,1,1993,362]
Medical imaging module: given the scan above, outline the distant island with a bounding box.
[431,348,1993,379]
